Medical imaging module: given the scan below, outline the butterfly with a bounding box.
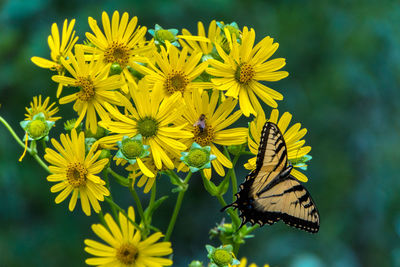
[223,122,320,233]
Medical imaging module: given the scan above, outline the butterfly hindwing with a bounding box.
[226,121,320,233]
[255,175,320,233]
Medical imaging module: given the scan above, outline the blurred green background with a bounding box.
[1,0,400,266]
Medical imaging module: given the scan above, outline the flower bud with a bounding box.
[109,62,123,76]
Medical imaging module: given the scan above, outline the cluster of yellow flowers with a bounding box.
[16,10,314,266]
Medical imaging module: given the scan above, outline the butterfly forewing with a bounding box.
[251,123,288,196]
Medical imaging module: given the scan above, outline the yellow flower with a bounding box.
[231,257,270,267]
[179,89,247,179]
[133,44,211,98]
[51,45,125,133]
[31,19,79,97]
[85,11,152,93]
[85,206,173,266]
[99,81,193,172]
[207,27,289,116]
[24,95,61,122]
[245,109,311,182]
[179,20,221,56]
[44,129,110,216]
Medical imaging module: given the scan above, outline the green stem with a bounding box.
[216,194,241,230]
[104,197,141,231]
[0,116,50,173]
[0,116,25,149]
[97,209,107,227]
[41,138,47,150]
[149,179,156,212]
[129,182,146,226]
[223,146,240,202]
[164,171,192,242]
[103,168,118,220]
[107,168,129,186]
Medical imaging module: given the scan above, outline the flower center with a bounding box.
[187,149,208,168]
[137,117,159,138]
[155,29,176,42]
[66,162,87,187]
[235,63,255,84]
[122,140,143,159]
[193,124,214,146]
[164,71,189,95]
[212,249,232,266]
[76,77,95,101]
[28,120,46,139]
[116,243,138,265]
[104,42,130,67]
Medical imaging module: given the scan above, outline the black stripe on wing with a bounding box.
[255,122,287,173]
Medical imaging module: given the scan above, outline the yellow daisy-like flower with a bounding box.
[51,45,125,133]
[24,95,61,122]
[133,44,211,98]
[85,206,173,266]
[245,109,311,182]
[207,27,289,116]
[44,129,110,216]
[231,257,270,267]
[31,19,79,97]
[179,20,221,56]
[99,81,193,172]
[85,11,151,93]
[179,89,247,179]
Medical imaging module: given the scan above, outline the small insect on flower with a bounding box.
[193,114,206,133]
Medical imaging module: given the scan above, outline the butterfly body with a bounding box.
[224,122,320,233]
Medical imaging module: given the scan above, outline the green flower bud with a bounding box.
[98,149,111,160]
[85,126,108,139]
[127,65,144,80]
[206,245,240,267]
[116,135,150,165]
[20,112,54,141]
[181,142,216,173]
[212,249,232,266]
[64,118,82,132]
[227,143,245,156]
[109,62,123,76]
[188,260,204,267]
[149,24,180,47]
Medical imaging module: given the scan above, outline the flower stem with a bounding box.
[97,209,107,227]
[104,197,141,231]
[103,168,118,220]
[216,194,241,230]
[129,181,146,227]
[107,168,129,186]
[0,116,50,173]
[223,146,240,202]
[0,116,25,148]
[164,171,192,242]
[149,179,157,212]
